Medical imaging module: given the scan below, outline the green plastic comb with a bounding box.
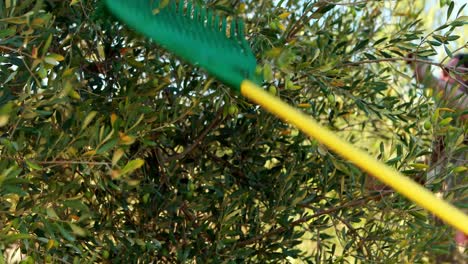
[104,0,258,90]
[104,0,468,234]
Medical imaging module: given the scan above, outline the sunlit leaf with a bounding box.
[120,159,145,176]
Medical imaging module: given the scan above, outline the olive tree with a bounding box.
[0,0,466,262]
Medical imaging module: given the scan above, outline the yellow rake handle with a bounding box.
[241,80,468,234]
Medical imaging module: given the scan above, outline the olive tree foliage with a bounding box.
[0,0,466,262]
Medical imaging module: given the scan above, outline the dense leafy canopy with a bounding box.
[0,0,466,262]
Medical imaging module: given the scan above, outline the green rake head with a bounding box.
[104,0,260,91]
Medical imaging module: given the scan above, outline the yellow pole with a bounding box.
[241,80,468,234]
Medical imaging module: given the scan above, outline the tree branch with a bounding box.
[235,191,393,247]
[0,45,33,59]
[165,108,224,162]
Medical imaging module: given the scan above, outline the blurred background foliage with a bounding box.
[0,0,466,263]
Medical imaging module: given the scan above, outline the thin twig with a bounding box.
[0,45,33,59]
[335,214,373,258]
[345,57,441,68]
[321,0,372,6]
[165,108,224,162]
[235,191,393,247]
[37,160,112,166]
[21,57,41,87]
[344,57,468,88]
